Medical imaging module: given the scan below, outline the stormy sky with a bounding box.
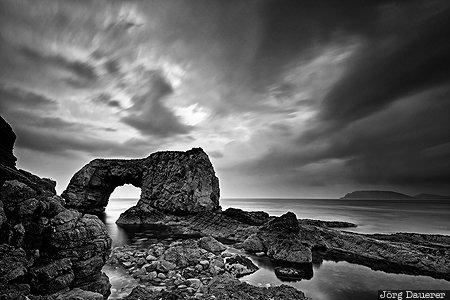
[1,0,449,198]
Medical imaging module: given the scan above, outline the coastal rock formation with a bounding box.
[62,148,220,216]
[341,190,414,199]
[243,212,312,263]
[0,115,111,299]
[0,116,17,168]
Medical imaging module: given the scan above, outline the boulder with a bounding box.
[162,240,203,268]
[116,205,164,225]
[62,148,220,216]
[224,255,259,277]
[243,212,312,263]
[197,236,226,253]
[274,265,313,281]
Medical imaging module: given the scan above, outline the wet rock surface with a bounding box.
[62,148,220,216]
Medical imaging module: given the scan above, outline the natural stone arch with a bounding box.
[62,148,220,216]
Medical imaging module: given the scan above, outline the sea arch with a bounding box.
[61,148,220,216]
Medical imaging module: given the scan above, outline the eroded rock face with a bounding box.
[0,175,111,298]
[62,148,220,216]
[0,115,111,299]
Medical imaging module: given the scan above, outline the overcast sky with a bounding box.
[1,0,449,198]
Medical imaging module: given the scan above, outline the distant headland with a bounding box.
[341,190,450,200]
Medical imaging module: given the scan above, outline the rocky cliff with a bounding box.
[0,116,111,299]
[0,116,17,168]
[62,148,220,218]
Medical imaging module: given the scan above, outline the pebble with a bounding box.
[200,260,209,266]
[146,254,157,261]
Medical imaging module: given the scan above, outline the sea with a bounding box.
[102,198,450,300]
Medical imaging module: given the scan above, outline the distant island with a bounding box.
[341,190,414,200]
[340,190,450,200]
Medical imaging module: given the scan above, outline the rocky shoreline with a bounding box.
[1,114,450,299]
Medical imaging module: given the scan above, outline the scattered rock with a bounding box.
[203,274,310,299]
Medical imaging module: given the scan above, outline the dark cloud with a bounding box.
[0,83,57,113]
[18,46,98,86]
[319,3,450,127]
[6,109,155,158]
[241,85,450,194]
[1,0,449,197]
[13,123,153,158]
[121,70,192,137]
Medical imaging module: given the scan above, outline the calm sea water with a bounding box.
[103,198,450,300]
